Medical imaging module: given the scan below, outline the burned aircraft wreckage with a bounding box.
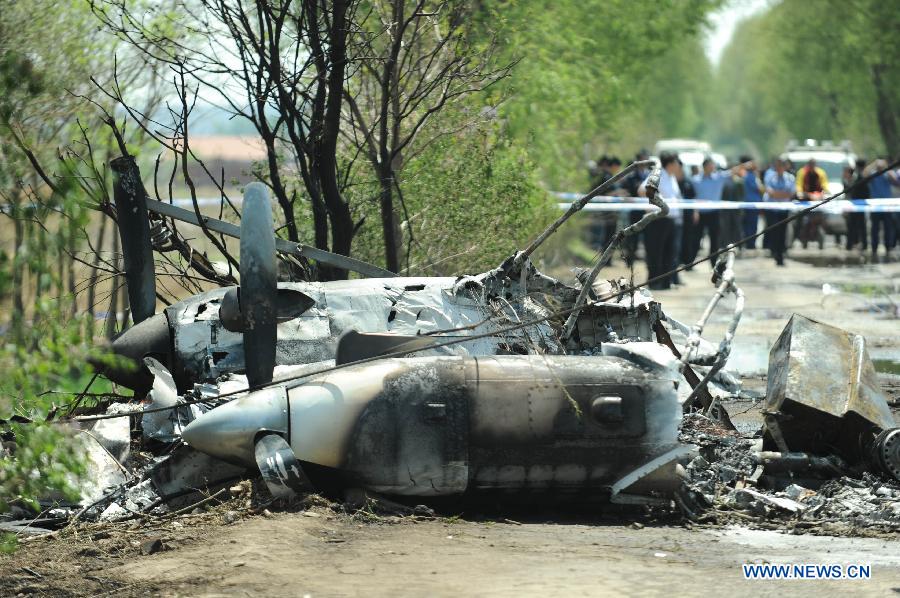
[4,156,899,529]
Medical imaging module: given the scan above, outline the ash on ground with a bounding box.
[678,411,900,537]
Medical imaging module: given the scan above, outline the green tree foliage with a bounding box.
[711,0,899,158]
[0,1,139,546]
[0,213,99,551]
[0,310,93,510]
[618,34,717,154]
[349,115,554,275]
[482,0,723,189]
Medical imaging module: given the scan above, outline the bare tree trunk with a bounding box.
[56,216,65,298]
[872,64,899,155]
[67,214,77,318]
[317,0,355,280]
[378,166,400,272]
[259,121,299,243]
[106,232,121,339]
[11,206,25,343]
[87,213,108,339]
[294,156,329,253]
[30,221,46,340]
[377,0,403,273]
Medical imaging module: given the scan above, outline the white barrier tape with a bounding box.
[2,196,236,214]
[554,194,900,213]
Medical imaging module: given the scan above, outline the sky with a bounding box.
[704,0,770,66]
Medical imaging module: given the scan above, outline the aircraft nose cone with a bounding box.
[181,387,289,467]
[91,313,172,393]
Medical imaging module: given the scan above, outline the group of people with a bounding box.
[587,152,899,291]
[841,158,899,257]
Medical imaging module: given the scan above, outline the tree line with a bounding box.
[707,0,896,160]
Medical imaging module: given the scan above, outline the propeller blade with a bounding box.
[240,183,278,387]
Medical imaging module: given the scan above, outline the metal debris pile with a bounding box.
[678,413,900,535]
[675,315,900,535]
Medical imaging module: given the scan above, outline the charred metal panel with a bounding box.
[323,277,560,354]
[766,314,894,430]
[575,300,660,345]
[465,352,681,490]
[764,314,897,469]
[167,285,332,387]
[335,331,439,365]
[566,281,661,348]
[342,360,469,495]
[166,276,565,387]
[150,444,248,508]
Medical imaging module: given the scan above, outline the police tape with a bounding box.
[554,193,900,213]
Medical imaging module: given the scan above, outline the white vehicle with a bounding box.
[653,139,727,171]
[653,138,711,156]
[782,139,857,242]
[782,139,857,196]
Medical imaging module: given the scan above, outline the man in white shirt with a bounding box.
[638,152,682,290]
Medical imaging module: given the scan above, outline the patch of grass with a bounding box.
[0,533,16,554]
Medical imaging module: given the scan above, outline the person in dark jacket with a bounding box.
[623,150,651,267]
[846,159,869,251]
[679,164,699,268]
[639,152,681,290]
[719,163,746,249]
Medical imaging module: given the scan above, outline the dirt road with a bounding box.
[4,506,899,597]
[115,512,900,597]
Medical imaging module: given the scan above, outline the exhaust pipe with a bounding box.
[91,312,172,393]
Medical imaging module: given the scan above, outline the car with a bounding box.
[652,139,727,173]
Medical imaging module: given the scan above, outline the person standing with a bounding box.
[867,158,897,261]
[670,158,687,284]
[889,160,900,257]
[795,158,829,249]
[691,157,731,262]
[796,158,829,196]
[741,155,763,249]
[846,159,869,252]
[679,163,699,268]
[720,162,746,249]
[639,152,681,290]
[623,150,651,267]
[763,159,795,266]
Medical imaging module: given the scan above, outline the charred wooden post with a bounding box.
[110,155,156,325]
